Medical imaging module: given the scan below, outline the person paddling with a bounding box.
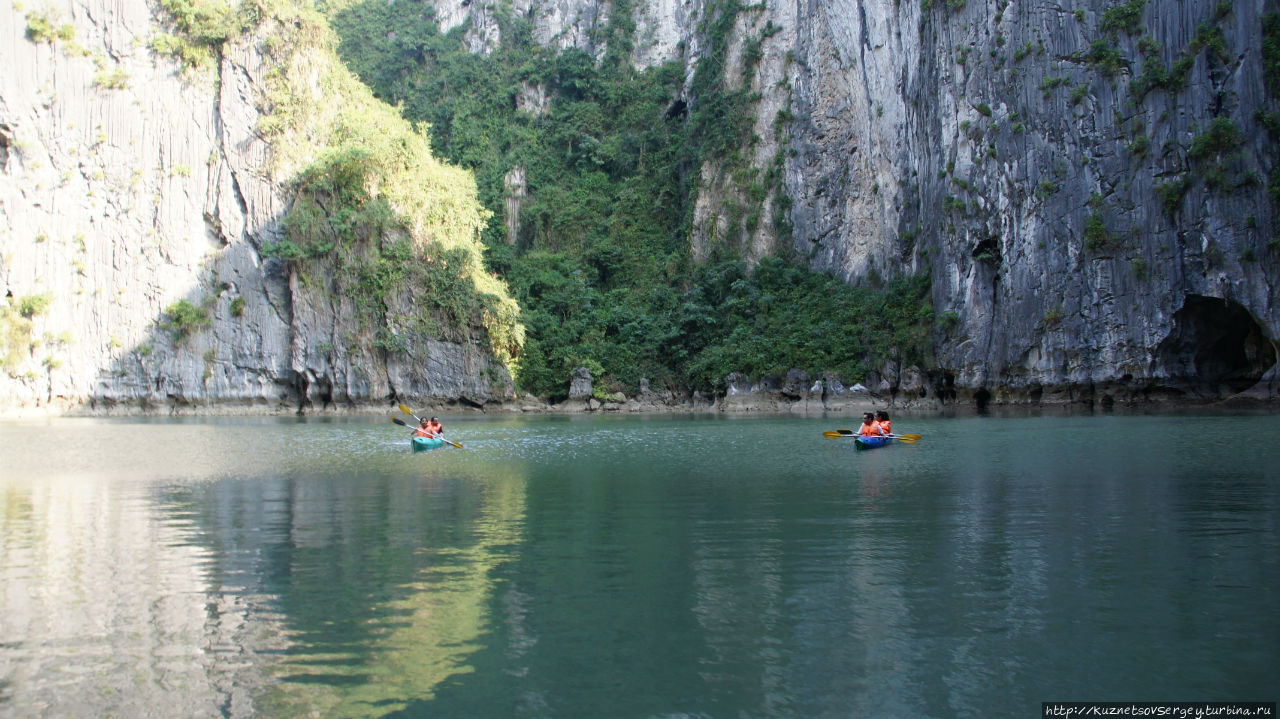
[875,410,892,436]
[858,412,886,437]
[415,417,444,438]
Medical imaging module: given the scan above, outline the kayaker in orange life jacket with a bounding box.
[858,412,885,436]
[875,411,892,436]
[415,417,444,437]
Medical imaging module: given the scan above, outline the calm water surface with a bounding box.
[0,413,1277,717]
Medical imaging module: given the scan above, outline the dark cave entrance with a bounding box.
[1155,295,1276,394]
[973,387,991,412]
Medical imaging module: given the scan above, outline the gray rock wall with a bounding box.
[3,0,1275,415]
[899,0,1278,403]
[464,0,1279,404]
[0,0,511,416]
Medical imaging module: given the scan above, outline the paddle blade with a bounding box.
[836,428,857,435]
[896,434,922,441]
[823,431,847,438]
[893,435,920,444]
[391,417,409,427]
[398,403,417,418]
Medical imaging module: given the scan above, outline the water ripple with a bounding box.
[0,414,1277,717]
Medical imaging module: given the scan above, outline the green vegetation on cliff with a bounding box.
[153,0,524,373]
[149,0,939,397]
[1,294,50,374]
[503,253,931,399]
[321,0,934,397]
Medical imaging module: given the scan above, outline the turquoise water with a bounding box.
[0,413,1277,717]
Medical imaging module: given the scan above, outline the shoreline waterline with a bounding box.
[2,393,1276,420]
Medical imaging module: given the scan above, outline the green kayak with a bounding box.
[412,436,445,451]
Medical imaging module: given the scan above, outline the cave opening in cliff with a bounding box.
[971,238,1002,269]
[1155,295,1275,394]
[973,388,991,411]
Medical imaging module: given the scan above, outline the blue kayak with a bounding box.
[854,435,894,450]
[412,436,445,451]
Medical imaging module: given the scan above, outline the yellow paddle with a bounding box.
[392,417,463,448]
[393,408,464,449]
[823,430,922,443]
[829,427,920,440]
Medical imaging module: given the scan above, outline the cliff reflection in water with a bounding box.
[0,415,1276,717]
[248,465,529,717]
[0,419,533,718]
[0,476,290,717]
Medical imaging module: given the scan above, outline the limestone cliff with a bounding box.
[0,0,517,415]
[440,0,1279,406]
[3,0,1276,416]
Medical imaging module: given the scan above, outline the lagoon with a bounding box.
[0,413,1277,717]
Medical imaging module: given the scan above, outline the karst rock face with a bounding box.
[425,0,1280,406]
[2,0,1276,415]
[0,0,512,415]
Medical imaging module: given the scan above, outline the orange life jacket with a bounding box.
[859,422,882,436]
[878,420,891,434]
